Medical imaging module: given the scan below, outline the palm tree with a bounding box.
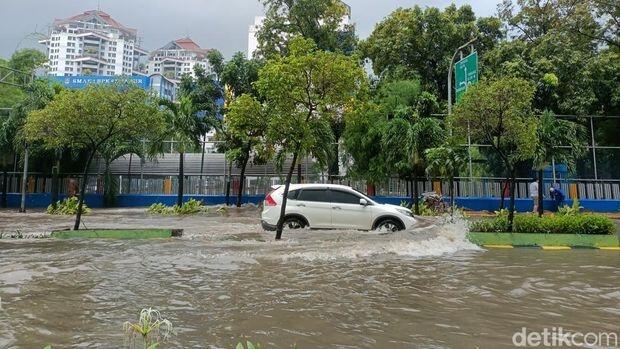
[425,144,467,214]
[382,111,444,214]
[533,111,587,216]
[159,97,208,207]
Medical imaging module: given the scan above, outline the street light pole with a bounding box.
[447,37,478,116]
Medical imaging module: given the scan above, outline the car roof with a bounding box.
[281,183,356,191]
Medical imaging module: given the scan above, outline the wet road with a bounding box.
[0,208,619,348]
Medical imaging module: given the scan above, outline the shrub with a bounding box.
[557,197,581,216]
[47,197,91,215]
[148,199,208,215]
[471,213,615,235]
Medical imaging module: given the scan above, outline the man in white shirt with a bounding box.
[529,178,539,213]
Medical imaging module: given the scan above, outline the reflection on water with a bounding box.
[0,215,619,348]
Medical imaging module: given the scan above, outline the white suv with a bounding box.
[261,184,416,232]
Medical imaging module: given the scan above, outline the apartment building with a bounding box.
[40,10,148,76]
[146,38,212,81]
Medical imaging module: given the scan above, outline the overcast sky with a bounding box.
[1,0,500,59]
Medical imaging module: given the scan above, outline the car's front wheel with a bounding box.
[283,216,307,230]
[374,218,403,232]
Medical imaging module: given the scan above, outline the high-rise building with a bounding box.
[39,10,148,77]
[146,38,213,81]
[247,1,351,58]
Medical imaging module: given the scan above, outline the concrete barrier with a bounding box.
[4,193,620,213]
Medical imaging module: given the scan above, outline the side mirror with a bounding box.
[359,198,368,206]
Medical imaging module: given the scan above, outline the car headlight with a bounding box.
[396,208,413,217]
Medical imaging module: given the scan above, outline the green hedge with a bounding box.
[470,214,616,235]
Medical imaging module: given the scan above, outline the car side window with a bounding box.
[330,190,362,204]
[297,189,330,202]
[287,189,299,200]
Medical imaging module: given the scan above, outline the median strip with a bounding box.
[51,229,182,239]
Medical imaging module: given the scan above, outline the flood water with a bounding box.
[0,209,619,348]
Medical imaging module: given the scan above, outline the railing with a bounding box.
[3,172,620,200]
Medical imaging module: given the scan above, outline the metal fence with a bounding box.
[4,172,620,200]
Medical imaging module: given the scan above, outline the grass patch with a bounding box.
[51,229,178,239]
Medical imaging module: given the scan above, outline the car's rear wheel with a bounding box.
[283,216,307,230]
[374,218,403,232]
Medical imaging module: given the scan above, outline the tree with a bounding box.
[378,80,444,214]
[25,84,165,230]
[220,52,262,98]
[159,97,207,207]
[1,80,57,210]
[452,77,537,231]
[425,144,467,214]
[533,111,587,216]
[206,49,225,80]
[224,94,269,207]
[255,0,357,58]
[362,4,502,100]
[342,102,389,191]
[255,37,366,239]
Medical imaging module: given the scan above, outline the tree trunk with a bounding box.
[275,149,301,240]
[1,167,7,208]
[236,154,250,208]
[20,146,29,213]
[449,177,455,215]
[413,175,420,215]
[74,151,96,231]
[499,175,510,210]
[225,161,232,206]
[177,152,184,207]
[199,139,206,195]
[507,170,517,233]
[51,160,60,208]
[127,153,133,194]
[328,141,339,184]
[537,169,544,217]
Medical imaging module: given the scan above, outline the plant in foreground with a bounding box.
[148,199,208,215]
[123,308,173,349]
[47,197,91,215]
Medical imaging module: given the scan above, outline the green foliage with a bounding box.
[362,4,502,97]
[224,94,269,168]
[533,111,587,172]
[453,77,537,168]
[256,0,356,57]
[25,84,165,152]
[47,197,91,215]
[236,341,264,349]
[425,145,467,181]
[148,199,209,215]
[557,198,582,216]
[341,102,389,183]
[123,308,173,349]
[471,213,615,235]
[256,36,366,171]
[221,52,261,98]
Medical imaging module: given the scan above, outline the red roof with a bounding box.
[54,10,137,36]
[174,38,202,51]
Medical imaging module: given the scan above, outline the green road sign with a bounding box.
[455,52,478,102]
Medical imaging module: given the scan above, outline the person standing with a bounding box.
[529,178,539,213]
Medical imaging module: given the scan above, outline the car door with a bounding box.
[329,189,373,230]
[293,188,332,228]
